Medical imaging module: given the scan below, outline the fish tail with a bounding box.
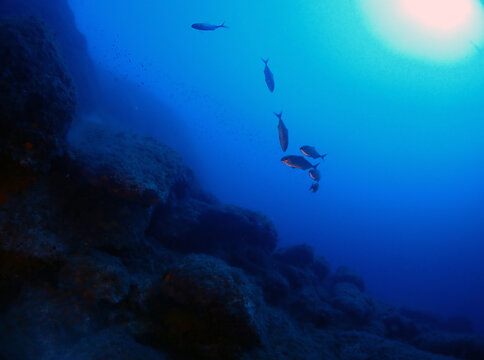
[274,111,282,119]
[261,58,269,65]
[321,154,327,160]
[313,163,320,169]
[219,22,228,28]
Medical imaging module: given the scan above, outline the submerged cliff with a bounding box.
[1,10,484,360]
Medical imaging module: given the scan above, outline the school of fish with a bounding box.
[192,21,326,193]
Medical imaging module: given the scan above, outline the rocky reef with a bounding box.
[1,10,484,360]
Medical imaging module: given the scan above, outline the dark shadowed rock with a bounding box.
[0,17,75,171]
[384,314,420,341]
[148,198,278,275]
[332,282,374,323]
[415,331,484,360]
[332,266,365,292]
[445,316,475,333]
[0,0,100,113]
[0,288,95,360]
[149,254,263,359]
[273,244,315,268]
[63,327,168,360]
[67,120,193,206]
[310,256,331,281]
[260,271,290,306]
[59,251,131,305]
[329,331,458,360]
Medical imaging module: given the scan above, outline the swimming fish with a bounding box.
[309,182,319,193]
[191,22,228,31]
[281,156,319,171]
[262,58,274,92]
[309,167,320,182]
[300,145,326,160]
[275,112,288,152]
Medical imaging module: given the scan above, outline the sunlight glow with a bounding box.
[358,0,484,62]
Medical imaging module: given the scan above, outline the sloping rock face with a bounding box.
[0,0,99,112]
[0,17,75,172]
[67,120,194,206]
[1,9,484,360]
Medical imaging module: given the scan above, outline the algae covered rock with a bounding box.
[0,17,75,171]
[150,254,263,359]
[67,121,193,206]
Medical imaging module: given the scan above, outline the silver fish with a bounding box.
[262,58,274,92]
[309,168,320,182]
[192,22,228,31]
[310,182,319,193]
[281,156,318,171]
[300,145,326,160]
[275,112,288,152]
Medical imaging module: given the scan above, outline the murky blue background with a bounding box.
[69,0,484,331]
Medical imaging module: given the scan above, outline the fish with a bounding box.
[262,58,274,92]
[275,112,288,152]
[281,156,319,171]
[300,145,326,160]
[191,22,228,31]
[309,182,319,193]
[309,168,320,182]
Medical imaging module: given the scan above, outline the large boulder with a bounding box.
[148,198,278,275]
[67,120,193,206]
[148,254,263,359]
[58,251,131,305]
[273,244,315,268]
[331,266,365,292]
[0,17,75,171]
[331,282,374,323]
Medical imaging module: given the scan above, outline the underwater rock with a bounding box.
[148,198,278,275]
[149,254,263,359]
[58,251,131,305]
[0,288,96,360]
[414,331,484,360]
[0,17,75,172]
[61,327,168,360]
[331,266,365,292]
[273,244,315,269]
[383,314,421,341]
[310,255,331,281]
[67,120,193,206]
[259,271,290,306]
[332,282,374,323]
[0,0,100,113]
[329,331,458,360]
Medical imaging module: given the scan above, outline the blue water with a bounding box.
[69,0,484,331]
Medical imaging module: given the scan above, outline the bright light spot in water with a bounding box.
[358,0,484,62]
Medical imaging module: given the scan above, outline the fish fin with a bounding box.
[274,111,282,120]
[219,22,228,28]
[261,58,269,65]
